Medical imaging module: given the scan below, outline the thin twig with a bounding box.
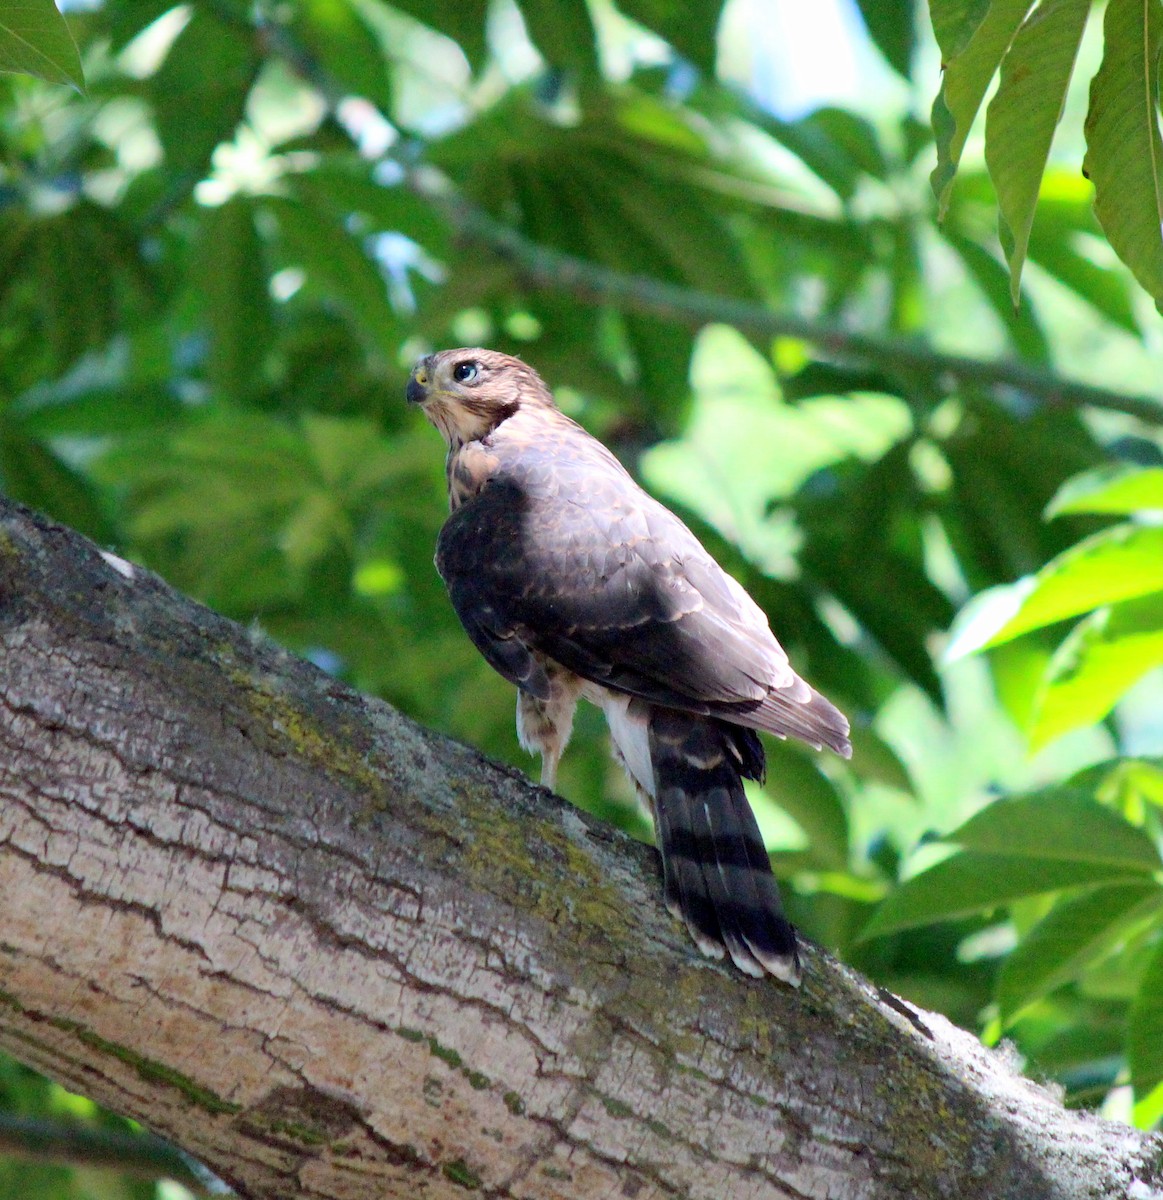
[265,16,1163,426]
[443,199,1163,424]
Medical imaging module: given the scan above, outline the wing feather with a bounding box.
[436,413,850,755]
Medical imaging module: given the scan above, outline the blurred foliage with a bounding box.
[1,0,1163,1192]
[931,0,1163,309]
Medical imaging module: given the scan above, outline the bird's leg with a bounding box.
[516,673,580,794]
[539,749,561,791]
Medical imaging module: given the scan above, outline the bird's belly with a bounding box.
[581,683,654,799]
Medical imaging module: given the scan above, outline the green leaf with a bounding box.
[929,0,993,59]
[517,0,598,74]
[149,10,259,177]
[1046,465,1163,517]
[1028,594,1163,750]
[988,636,1054,737]
[16,385,184,438]
[998,882,1163,1021]
[293,164,451,258]
[761,742,849,871]
[0,0,83,90]
[198,199,273,401]
[985,0,1089,302]
[104,0,175,51]
[0,423,112,542]
[617,0,725,73]
[943,228,1049,359]
[800,107,889,183]
[385,0,490,70]
[946,525,1163,657]
[266,195,400,356]
[291,0,392,110]
[760,112,867,200]
[854,0,915,78]
[862,851,1145,938]
[948,787,1162,870]
[1128,938,1163,1097]
[1025,205,1140,332]
[280,489,349,574]
[846,727,915,794]
[1083,0,1163,310]
[1098,758,1163,813]
[931,0,1034,213]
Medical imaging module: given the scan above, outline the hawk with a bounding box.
[408,348,850,984]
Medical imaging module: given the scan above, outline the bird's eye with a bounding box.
[452,361,478,384]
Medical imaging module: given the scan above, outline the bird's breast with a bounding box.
[446,441,501,511]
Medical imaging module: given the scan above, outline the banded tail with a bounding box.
[648,708,801,985]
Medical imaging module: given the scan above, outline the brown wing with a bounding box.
[436,419,850,756]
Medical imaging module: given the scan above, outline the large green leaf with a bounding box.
[1025,200,1140,332]
[293,163,451,258]
[997,882,1163,1020]
[0,422,113,543]
[854,0,915,78]
[266,195,401,356]
[1028,594,1163,750]
[862,851,1145,938]
[938,398,1104,591]
[385,0,490,70]
[929,0,994,59]
[1128,938,1163,1097]
[948,787,1162,870]
[984,0,1089,301]
[931,0,1034,213]
[291,0,392,110]
[761,742,850,871]
[1046,464,1163,517]
[149,9,259,177]
[198,199,273,402]
[617,0,725,73]
[942,228,1049,359]
[1083,0,1163,309]
[0,0,83,89]
[517,0,598,74]
[946,525,1163,657]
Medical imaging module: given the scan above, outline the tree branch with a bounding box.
[1,497,1160,1200]
[259,18,1163,430]
[436,194,1163,424]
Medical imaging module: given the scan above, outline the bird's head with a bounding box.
[407,348,554,448]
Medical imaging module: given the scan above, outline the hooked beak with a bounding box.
[406,360,430,405]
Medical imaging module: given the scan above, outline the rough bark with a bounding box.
[0,497,1159,1200]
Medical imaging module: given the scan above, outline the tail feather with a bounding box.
[648,708,801,985]
[652,784,726,960]
[692,786,768,978]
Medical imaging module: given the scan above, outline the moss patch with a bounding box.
[450,781,633,955]
[427,1036,462,1069]
[0,988,24,1012]
[441,1158,482,1190]
[51,1022,240,1115]
[397,1026,493,1091]
[266,1120,328,1146]
[226,665,382,796]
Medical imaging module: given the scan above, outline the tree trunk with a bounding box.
[0,498,1159,1200]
